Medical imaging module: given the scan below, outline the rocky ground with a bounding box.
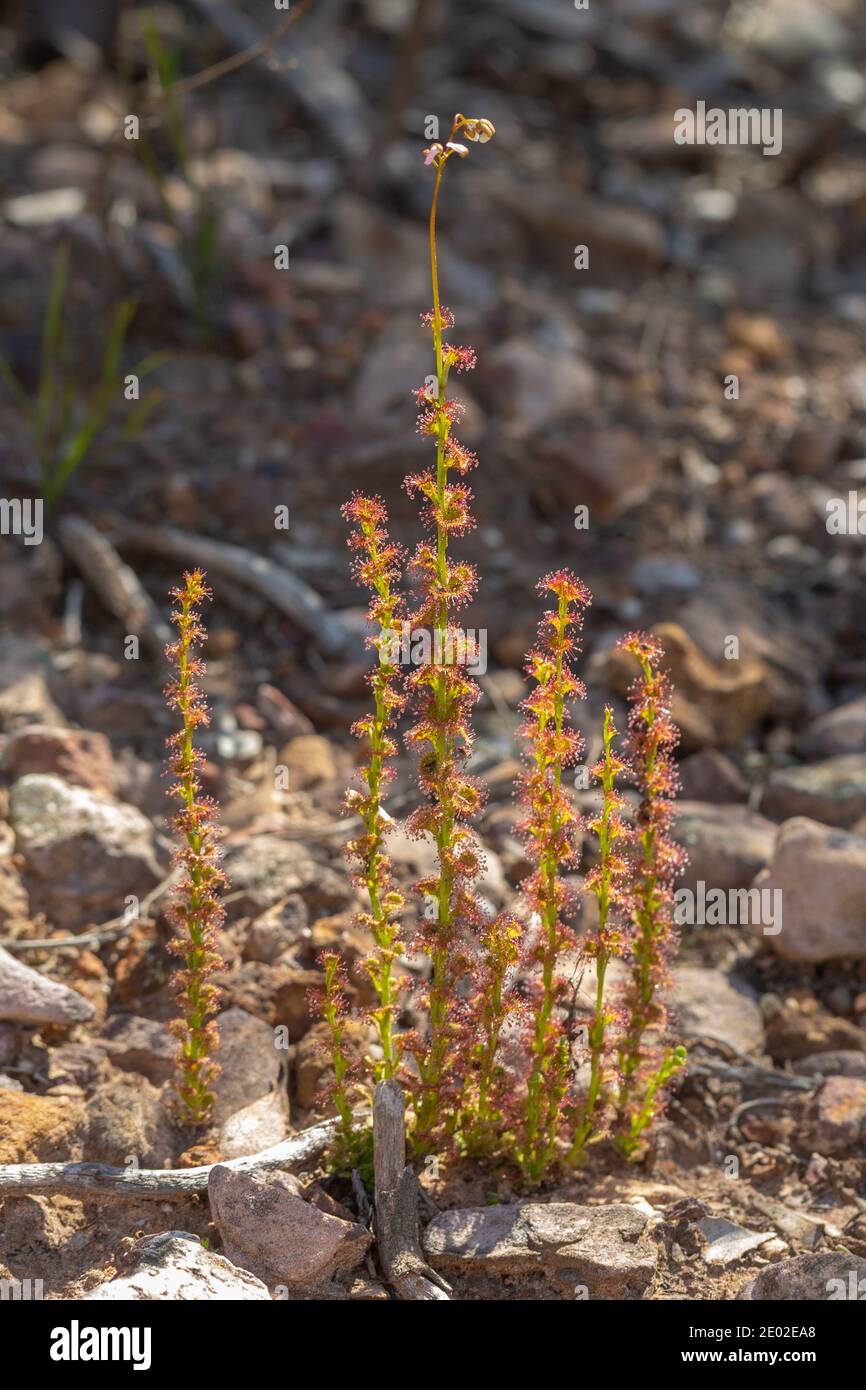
[1,0,866,1301]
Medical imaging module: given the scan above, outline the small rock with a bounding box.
[673,801,776,892]
[485,336,597,438]
[799,697,866,760]
[83,1231,272,1301]
[387,823,508,908]
[677,749,749,804]
[0,943,94,1025]
[753,818,866,961]
[784,422,840,477]
[793,1051,866,1079]
[350,1276,389,1300]
[0,860,30,926]
[294,1018,371,1110]
[214,1006,285,1125]
[697,1217,775,1266]
[764,1004,866,1061]
[801,1077,866,1156]
[46,1041,110,1092]
[762,756,866,828]
[423,1203,656,1298]
[99,1013,176,1085]
[747,1252,866,1300]
[0,1091,86,1162]
[0,635,63,730]
[272,968,326,1039]
[1,724,114,792]
[607,624,770,750]
[218,1091,290,1159]
[84,1075,176,1168]
[747,1195,823,1250]
[725,311,789,364]
[243,896,308,963]
[538,426,658,520]
[256,684,314,739]
[630,557,703,597]
[677,579,826,723]
[673,967,765,1055]
[278,734,339,790]
[2,1193,80,1251]
[208,1165,372,1289]
[309,913,378,1004]
[10,774,161,928]
[221,835,349,918]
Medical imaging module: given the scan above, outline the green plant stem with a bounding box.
[521,592,568,1180]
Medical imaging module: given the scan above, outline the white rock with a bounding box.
[698,1217,775,1266]
[218,1091,290,1160]
[0,943,94,1025]
[82,1232,271,1300]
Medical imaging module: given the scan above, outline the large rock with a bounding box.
[747,1253,866,1301]
[672,802,776,893]
[99,1012,176,1085]
[607,623,770,751]
[10,774,161,928]
[753,818,866,962]
[0,1091,86,1162]
[208,1166,371,1289]
[676,579,828,724]
[764,1004,866,1062]
[801,1077,866,1156]
[761,756,866,828]
[677,749,749,804]
[214,1006,286,1125]
[423,1203,656,1298]
[799,697,866,760]
[0,943,94,1025]
[672,967,764,1055]
[218,1091,290,1159]
[83,1075,176,1168]
[83,1231,271,1301]
[1,724,114,792]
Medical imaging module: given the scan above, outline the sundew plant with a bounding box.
[313,115,687,1180]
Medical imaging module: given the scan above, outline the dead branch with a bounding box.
[0,1113,350,1201]
[59,515,172,661]
[169,0,311,100]
[107,517,355,659]
[372,1080,451,1301]
[184,0,369,159]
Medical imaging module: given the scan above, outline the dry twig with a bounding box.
[372,1080,451,1301]
[0,1113,352,1201]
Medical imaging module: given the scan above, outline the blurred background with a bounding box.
[1,0,866,764]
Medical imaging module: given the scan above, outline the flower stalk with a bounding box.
[614,633,686,1155]
[164,570,226,1127]
[341,494,407,1082]
[405,114,495,1149]
[568,706,631,1163]
[515,571,590,1182]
